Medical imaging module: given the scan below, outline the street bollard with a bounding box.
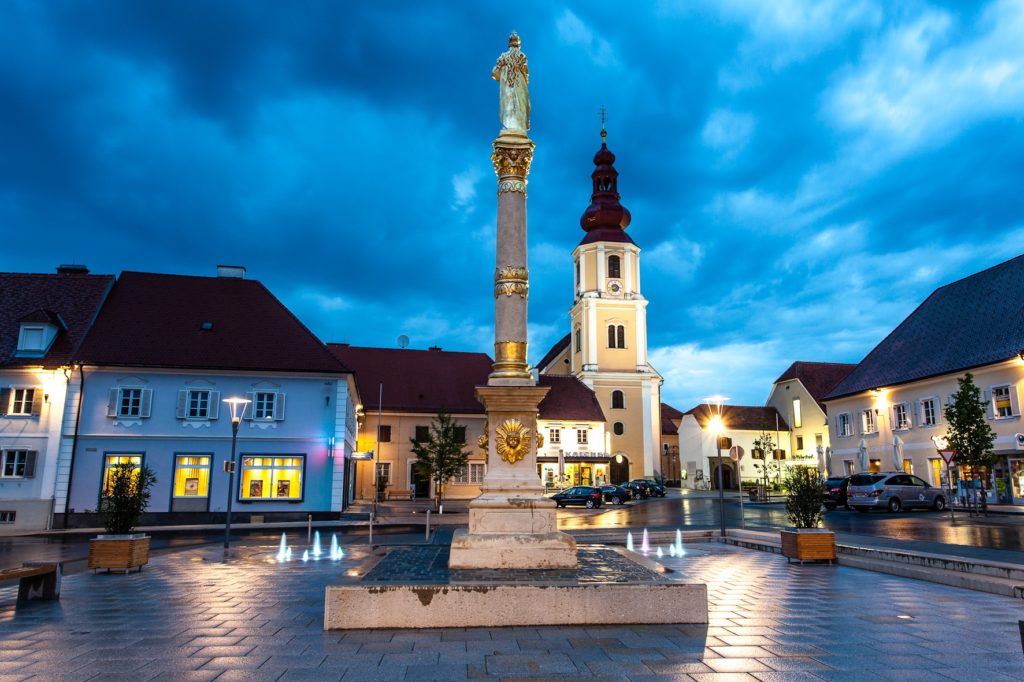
[368,512,374,546]
[1019,620,1023,656]
[425,509,431,541]
[307,514,312,545]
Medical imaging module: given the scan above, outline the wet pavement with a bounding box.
[1,534,1022,680]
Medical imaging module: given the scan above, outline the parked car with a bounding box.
[823,476,851,510]
[621,481,649,499]
[600,485,632,505]
[847,472,947,513]
[634,479,666,497]
[550,486,604,508]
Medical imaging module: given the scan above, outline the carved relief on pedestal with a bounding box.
[494,265,529,298]
[491,144,534,179]
[495,418,531,464]
[478,418,489,452]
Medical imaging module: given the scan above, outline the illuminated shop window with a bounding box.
[240,455,304,500]
[173,455,211,497]
[103,455,142,493]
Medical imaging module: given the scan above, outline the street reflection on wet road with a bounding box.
[556,493,1024,553]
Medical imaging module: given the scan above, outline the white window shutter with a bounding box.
[274,393,286,421]
[107,388,119,417]
[176,390,188,419]
[0,387,9,416]
[209,391,221,420]
[903,402,912,428]
[915,400,923,425]
[983,388,993,419]
[1009,384,1020,417]
[243,392,255,420]
[24,451,37,478]
[31,388,43,416]
[140,388,153,418]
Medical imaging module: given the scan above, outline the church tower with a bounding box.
[540,127,663,482]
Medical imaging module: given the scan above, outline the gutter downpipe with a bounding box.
[62,363,85,529]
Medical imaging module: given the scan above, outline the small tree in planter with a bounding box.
[780,465,835,563]
[89,463,157,573]
[411,410,470,511]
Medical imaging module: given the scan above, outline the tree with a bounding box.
[944,372,997,514]
[100,462,157,535]
[784,465,825,528]
[410,410,471,510]
[751,430,781,493]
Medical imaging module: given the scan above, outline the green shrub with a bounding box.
[100,463,156,535]
[784,466,825,529]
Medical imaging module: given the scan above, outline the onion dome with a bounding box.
[579,128,633,245]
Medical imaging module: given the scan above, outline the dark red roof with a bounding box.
[538,375,606,421]
[328,345,492,413]
[536,333,570,372]
[661,402,683,435]
[0,272,114,369]
[76,271,347,374]
[684,404,790,432]
[775,361,856,409]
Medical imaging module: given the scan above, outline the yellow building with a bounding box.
[536,130,663,482]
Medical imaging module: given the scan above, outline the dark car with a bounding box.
[551,486,604,508]
[600,485,632,505]
[621,481,649,499]
[823,476,851,510]
[634,479,666,497]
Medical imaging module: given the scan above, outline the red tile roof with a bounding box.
[0,272,114,369]
[76,271,347,374]
[661,402,683,435]
[538,375,606,421]
[684,404,790,432]
[536,333,570,372]
[328,345,492,414]
[775,361,856,409]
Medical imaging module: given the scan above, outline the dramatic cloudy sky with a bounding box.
[3,1,1023,410]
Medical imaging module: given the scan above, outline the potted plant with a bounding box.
[779,466,835,564]
[88,462,157,573]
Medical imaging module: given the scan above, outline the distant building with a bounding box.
[678,405,791,490]
[823,254,1024,505]
[660,403,683,485]
[536,375,608,487]
[535,130,663,483]
[327,344,490,501]
[60,268,358,527]
[0,266,113,530]
[766,361,855,470]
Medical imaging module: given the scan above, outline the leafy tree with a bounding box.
[751,431,781,492]
[784,465,825,528]
[410,410,471,509]
[944,372,997,513]
[100,463,157,534]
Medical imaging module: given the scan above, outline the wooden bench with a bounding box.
[0,562,62,602]
[387,489,414,501]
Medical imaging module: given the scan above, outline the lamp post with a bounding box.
[704,395,729,538]
[223,397,250,550]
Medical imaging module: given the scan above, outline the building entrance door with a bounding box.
[609,456,629,484]
[1010,459,1024,504]
[410,465,431,499]
[713,463,734,490]
[580,465,593,486]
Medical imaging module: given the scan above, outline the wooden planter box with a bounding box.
[780,529,836,564]
[88,534,150,573]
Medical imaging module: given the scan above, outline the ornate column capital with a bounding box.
[491,141,535,181]
[494,265,529,298]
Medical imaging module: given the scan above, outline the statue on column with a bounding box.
[492,32,530,133]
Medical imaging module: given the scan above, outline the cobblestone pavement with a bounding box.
[1,537,1022,681]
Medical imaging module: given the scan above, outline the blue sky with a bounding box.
[2,1,1023,410]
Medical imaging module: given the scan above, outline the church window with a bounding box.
[607,324,626,349]
[575,260,580,291]
[608,255,620,279]
[611,390,624,409]
[574,328,581,353]
[613,422,624,436]
[608,325,615,348]
[617,325,625,348]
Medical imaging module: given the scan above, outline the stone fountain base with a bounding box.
[323,545,708,630]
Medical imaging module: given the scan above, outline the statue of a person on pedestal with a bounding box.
[492,32,529,132]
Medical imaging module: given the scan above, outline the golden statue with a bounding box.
[492,32,529,132]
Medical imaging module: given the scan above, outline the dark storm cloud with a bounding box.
[2,1,1022,407]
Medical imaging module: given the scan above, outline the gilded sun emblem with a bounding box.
[495,418,531,464]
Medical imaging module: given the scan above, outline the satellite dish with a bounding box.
[396,335,409,349]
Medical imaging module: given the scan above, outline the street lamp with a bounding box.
[704,395,729,538]
[223,397,250,550]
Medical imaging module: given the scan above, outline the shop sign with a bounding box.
[563,451,610,461]
[1015,433,1024,450]
[351,451,374,460]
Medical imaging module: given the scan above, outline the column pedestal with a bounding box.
[448,385,578,570]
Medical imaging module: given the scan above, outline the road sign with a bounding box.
[939,449,956,464]
[729,445,745,462]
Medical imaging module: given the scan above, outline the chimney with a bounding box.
[428,346,443,352]
[217,265,246,279]
[56,264,89,275]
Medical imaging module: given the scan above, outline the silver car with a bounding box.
[847,472,947,513]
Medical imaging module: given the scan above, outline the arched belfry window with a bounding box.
[611,390,624,409]
[607,324,626,349]
[608,255,621,279]
[574,327,581,353]
[575,260,581,290]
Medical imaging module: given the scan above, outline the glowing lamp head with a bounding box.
[708,415,724,436]
[223,397,251,423]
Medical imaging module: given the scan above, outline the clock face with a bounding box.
[607,279,623,296]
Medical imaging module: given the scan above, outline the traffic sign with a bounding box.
[939,449,956,464]
[729,445,745,462]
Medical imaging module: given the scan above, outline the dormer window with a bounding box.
[18,326,45,352]
[15,310,64,358]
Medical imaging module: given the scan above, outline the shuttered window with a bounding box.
[1,450,36,478]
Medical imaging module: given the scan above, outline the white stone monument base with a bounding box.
[448,527,578,569]
[324,582,708,629]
